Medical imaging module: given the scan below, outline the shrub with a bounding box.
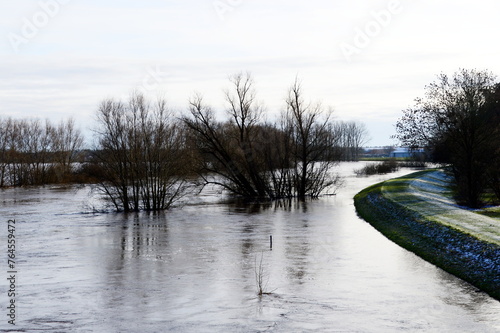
[355,159,400,176]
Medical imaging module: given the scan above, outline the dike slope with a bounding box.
[354,169,500,301]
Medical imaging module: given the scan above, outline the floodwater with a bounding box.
[1,162,499,332]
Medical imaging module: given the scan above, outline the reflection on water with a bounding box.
[1,162,499,332]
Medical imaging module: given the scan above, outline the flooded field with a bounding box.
[1,162,499,332]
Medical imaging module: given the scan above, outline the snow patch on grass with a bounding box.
[382,170,500,246]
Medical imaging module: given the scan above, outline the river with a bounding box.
[1,162,499,332]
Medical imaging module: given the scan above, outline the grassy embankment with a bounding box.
[354,169,500,301]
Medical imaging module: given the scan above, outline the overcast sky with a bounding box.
[2,0,500,146]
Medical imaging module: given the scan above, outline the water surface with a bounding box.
[1,162,499,332]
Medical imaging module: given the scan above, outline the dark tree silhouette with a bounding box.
[395,69,499,207]
[183,73,342,201]
[93,93,190,212]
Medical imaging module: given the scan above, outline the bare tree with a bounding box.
[225,72,269,197]
[185,74,289,199]
[183,73,277,199]
[184,92,267,198]
[0,118,13,187]
[13,119,53,185]
[50,118,84,182]
[333,120,369,161]
[94,93,190,212]
[1,119,25,186]
[284,79,341,198]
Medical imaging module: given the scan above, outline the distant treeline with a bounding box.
[0,118,83,186]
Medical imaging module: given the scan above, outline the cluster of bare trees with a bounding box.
[395,68,500,207]
[1,73,370,212]
[93,93,192,212]
[90,73,372,211]
[0,118,83,187]
[183,74,343,200]
[332,120,369,161]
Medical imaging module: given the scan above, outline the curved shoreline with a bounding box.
[354,169,500,301]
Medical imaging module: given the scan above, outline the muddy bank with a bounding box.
[354,170,500,301]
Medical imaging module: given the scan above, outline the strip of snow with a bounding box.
[382,170,500,246]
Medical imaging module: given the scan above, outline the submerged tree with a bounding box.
[184,73,272,199]
[93,93,191,212]
[184,73,342,201]
[283,79,342,198]
[395,68,499,207]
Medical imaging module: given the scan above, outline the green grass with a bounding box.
[354,169,500,301]
[477,208,500,219]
